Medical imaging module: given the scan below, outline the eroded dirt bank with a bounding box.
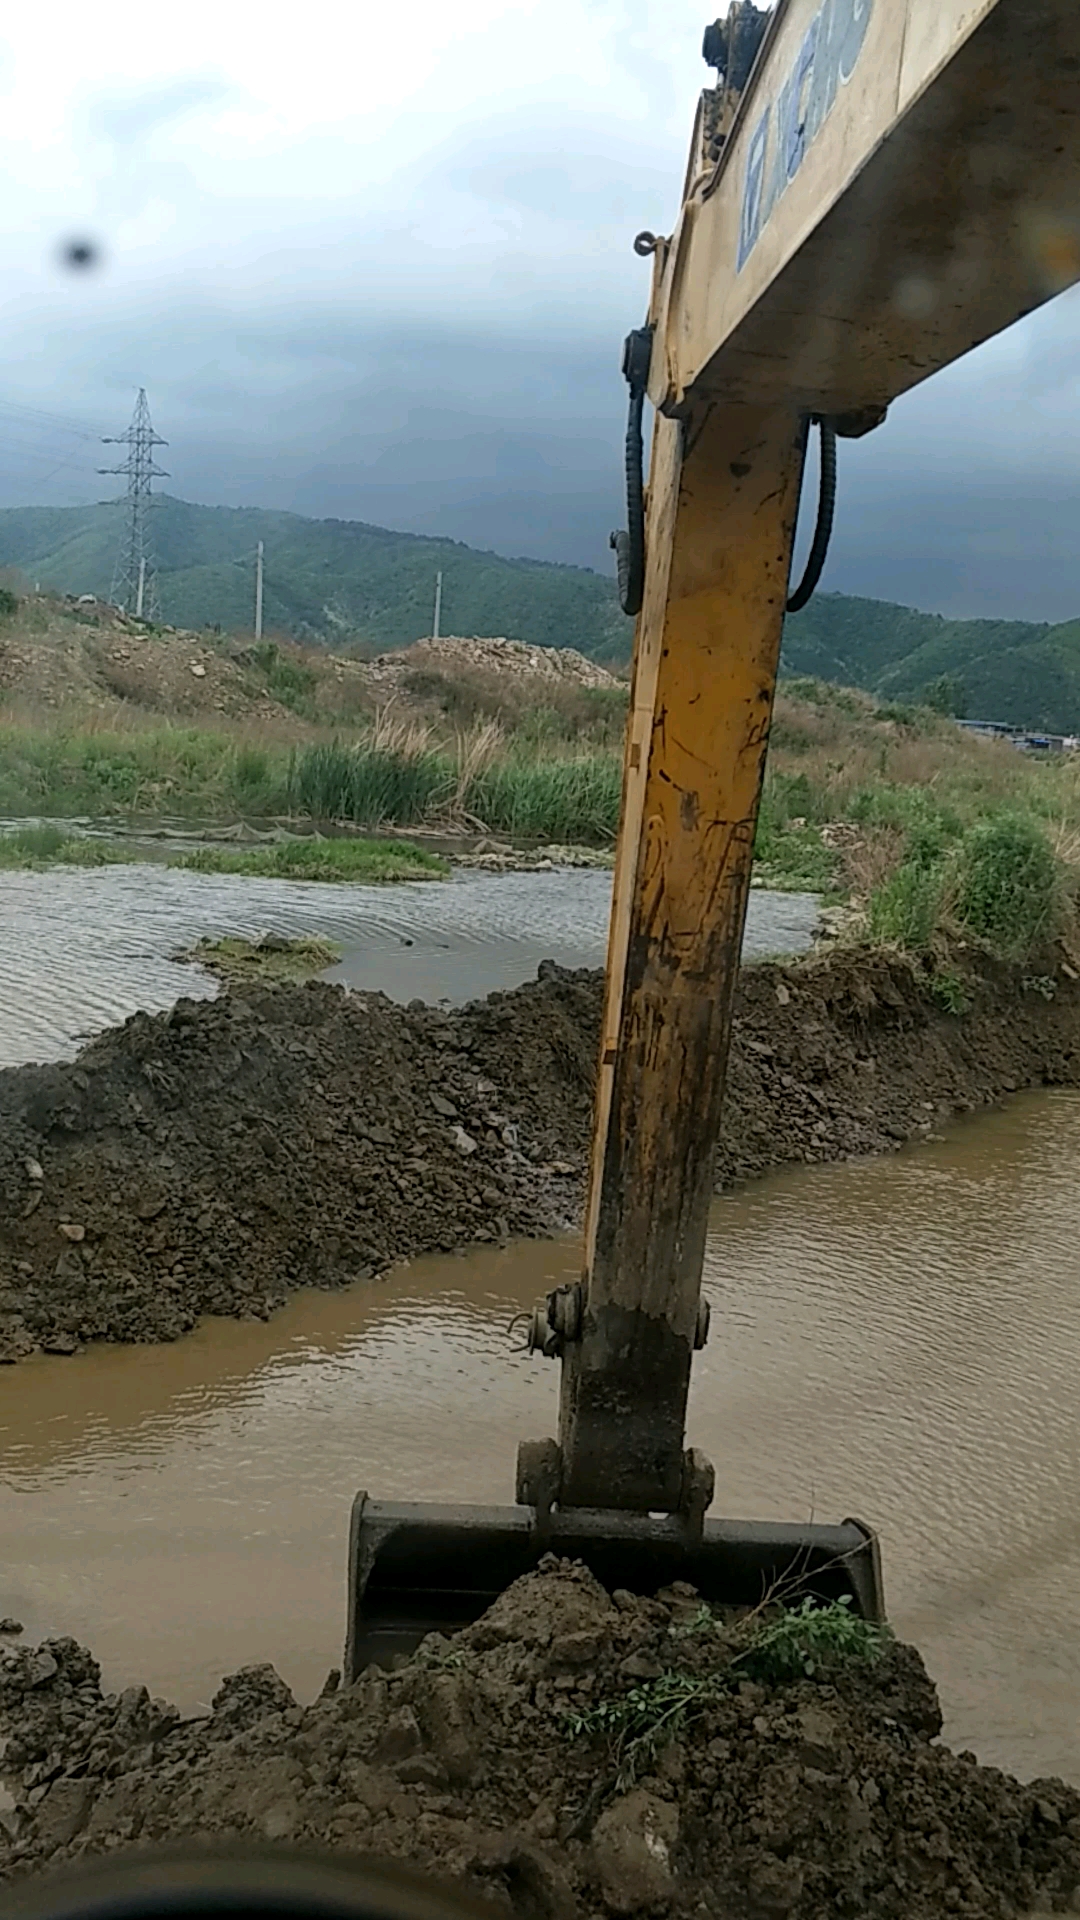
[3,1560,1080,1917]
[2,943,1080,1362]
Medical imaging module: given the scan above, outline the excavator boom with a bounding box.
[346,0,1080,1673]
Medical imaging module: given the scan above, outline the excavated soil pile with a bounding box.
[2,943,1080,1361]
[3,1559,1080,1918]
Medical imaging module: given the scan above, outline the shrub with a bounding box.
[950,813,1061,956]
[249,641,317,714]
[868,860,942,949]
[0,586,19,618]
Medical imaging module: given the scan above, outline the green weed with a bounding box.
[950,814,1061,957]
[564,1672,722,1789]
[929,969,972,1017]
[564,1599,889,1788]
[248,641,317,714]
[734,1596,889,1684]
[867,861,942,949]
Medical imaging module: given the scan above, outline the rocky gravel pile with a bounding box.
[3,1560,1080,1918]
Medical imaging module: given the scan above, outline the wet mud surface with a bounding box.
[4,1561,1080,1920]
[2,943,1080,1365]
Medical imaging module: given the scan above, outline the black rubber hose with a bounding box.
[786,416,837,614]
[610,384,647,618]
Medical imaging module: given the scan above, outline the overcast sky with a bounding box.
[1,0,1079,622]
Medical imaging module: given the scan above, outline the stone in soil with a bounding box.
[1,943,1079,1362]
[1,1559,1078,1919]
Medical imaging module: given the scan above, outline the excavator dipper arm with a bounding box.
[345,0,1080,1674]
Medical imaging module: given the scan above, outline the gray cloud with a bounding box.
[2,53,1079,624]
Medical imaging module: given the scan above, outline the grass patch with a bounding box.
[290,738,449,827]
[246,641,318,715]
[171,836,447,884]
[867,862,943,950]
[0,720,294,818]
[289,737,622,844]
[179,933,342,983]
[0,826,129,870]
[466,752,621,843]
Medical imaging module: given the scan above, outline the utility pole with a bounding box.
[255,540,264,641]
[432,570,443,641]
[99,389,169,622]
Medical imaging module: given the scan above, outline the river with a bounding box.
[2,1089,1079,1784]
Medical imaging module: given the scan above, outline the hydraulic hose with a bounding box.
[610,326,653,618]
[786,415,837,614]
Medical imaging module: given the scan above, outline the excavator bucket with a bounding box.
[345,1495,884,1677]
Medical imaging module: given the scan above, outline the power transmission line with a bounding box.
[0,397,108,440]
[98,389,169,621]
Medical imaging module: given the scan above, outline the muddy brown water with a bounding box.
[3,1088,1080,1786]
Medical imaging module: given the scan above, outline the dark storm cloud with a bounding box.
[6,58,1080,623]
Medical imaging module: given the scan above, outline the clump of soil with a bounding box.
[1,943,1080,1362]
[2,1559,1079,1918]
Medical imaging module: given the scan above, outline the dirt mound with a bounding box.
[367,636,619,691]
[0,600,298,724]
[0,964,598,1361]
[3,1559,1079,1917]
[2,943,1080,1363]
[0,596,617,735]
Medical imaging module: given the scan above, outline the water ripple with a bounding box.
[0,864,819,1068]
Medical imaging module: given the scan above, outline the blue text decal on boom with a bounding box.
[737,0,873,273]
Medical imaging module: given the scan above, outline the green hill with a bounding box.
[781,593,1080,733]
[2,495,1078,729]
[0,496,629,661]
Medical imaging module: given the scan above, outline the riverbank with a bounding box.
[1,938,1079,1363]
[3,1558,1080,1917]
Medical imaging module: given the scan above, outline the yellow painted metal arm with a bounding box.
[651,0,1080,419]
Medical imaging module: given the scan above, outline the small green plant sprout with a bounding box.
[1022,974,1057,1000]
[564,1672,722,1789]
[929,969,971,1017]
[734,1595,890,1684]
[667,1602,718,1641]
